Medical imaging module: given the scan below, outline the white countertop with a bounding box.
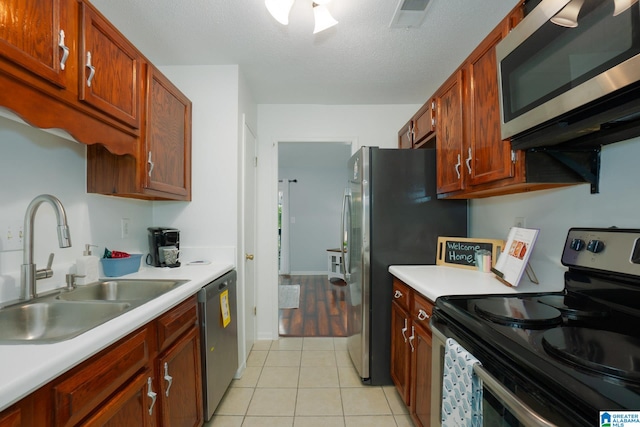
[0,262,234,411]
[389,265,565,302]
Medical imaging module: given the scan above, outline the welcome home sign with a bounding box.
[436,236,505,270]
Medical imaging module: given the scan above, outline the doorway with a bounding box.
[277,141,352,337]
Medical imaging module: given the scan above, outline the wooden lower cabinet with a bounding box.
[81,370,155,427]
[0,296,203,427]
[410,322,432,427]
[390,301,411,404]
[390,278,434,427]
[157,327,202,427]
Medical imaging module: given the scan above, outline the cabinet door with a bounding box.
[0,407,20,427]
[398,120,413,149]
[412,100,435,146]
[82,370,155,427]
[79,1,141,128]
[465,24,514,187]
[157,327,203,427]
[0,0,69,88]
[145,65,192,199]
[390,301,411,405]
[53,327,150,427]
[436,71,465,194]
[410,322,432,427]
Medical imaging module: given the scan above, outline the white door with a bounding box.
[243,121,257,355]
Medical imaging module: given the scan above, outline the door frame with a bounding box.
[271,138,358,337]
[239,115,257,368]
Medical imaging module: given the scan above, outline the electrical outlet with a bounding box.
[514,217,526,228]
[121,218,131,239]
[1,221,24,251]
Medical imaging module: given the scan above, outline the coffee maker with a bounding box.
[147,227,180,267]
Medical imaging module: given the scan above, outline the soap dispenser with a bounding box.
[76,244,99,285]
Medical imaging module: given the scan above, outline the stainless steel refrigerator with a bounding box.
[340,146,467,385]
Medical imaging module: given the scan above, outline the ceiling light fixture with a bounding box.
[550,0,584,28]
[312,2,339,33]
[265,0,295,25]
[265,0,338,33]
[550,0,638,28]
[613,0,639,15]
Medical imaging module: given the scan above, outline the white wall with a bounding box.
[279,151,350,273]
[153,65,240,254]
[255,104,421,339]
[155,65,258,371]
[0,115,152,303]
[471,137,640,287]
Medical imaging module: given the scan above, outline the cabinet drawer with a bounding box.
[412,293,434,331]
[392,278,411,312]
[54,327,150,427]
[157,296,198,352]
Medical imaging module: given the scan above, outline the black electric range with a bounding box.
[431,228,640,426]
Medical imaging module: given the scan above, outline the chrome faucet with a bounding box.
[20,195,72,300]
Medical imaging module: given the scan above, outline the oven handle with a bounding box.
[431,325,556,427]
[472,364,556,427]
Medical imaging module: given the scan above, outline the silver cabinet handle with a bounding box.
[148,151,154,177]
[147,377,157,415]
[394,290,403,299]
[465,147,472,174]
[408,326,415,352]
[58,30,69,70]
[164,362,173,397]
[418,309,429,321]
[401,318,408,343]
[85,51,96,87]
[454,154,461,179]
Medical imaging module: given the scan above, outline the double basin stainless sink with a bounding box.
[0,279,188,344]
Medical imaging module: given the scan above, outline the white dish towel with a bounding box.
[442,338,483,427]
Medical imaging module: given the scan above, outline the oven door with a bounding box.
[497,0,640,141]
[431,322,571,427]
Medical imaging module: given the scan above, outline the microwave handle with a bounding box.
[472,364,556,427]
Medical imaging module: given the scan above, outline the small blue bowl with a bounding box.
[101,254,143,277]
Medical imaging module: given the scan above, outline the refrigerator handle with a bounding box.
[340,189,351,279]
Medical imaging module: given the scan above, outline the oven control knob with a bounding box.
[587,239,605,253]
[570,238,585,251]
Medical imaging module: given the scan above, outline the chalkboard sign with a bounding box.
[436,237,505,270]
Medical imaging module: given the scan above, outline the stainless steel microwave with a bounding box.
[496,0,640,149]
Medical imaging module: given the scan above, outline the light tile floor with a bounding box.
[205,337,414,427]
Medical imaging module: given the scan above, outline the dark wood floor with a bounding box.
[278,274,349,337]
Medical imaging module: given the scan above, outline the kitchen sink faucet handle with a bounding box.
[35,253,55,281]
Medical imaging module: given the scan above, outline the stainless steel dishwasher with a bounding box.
[198,269,238,421]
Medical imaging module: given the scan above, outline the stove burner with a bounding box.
[536,295,610,319]
[542,327,640,383]
[474,298,563,328]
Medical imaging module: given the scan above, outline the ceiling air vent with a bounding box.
[389,0,431,28]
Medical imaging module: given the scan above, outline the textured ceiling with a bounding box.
[89,0,520,105]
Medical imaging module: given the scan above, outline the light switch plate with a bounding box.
[1,221,24,252]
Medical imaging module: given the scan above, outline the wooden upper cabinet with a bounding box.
[465,22,514,187]
[145,66,192,199]
[398,120,413,149]
[0,0,70,88]
[435,70,465,194]
[412,99,435,147]
[79,1,141,129]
